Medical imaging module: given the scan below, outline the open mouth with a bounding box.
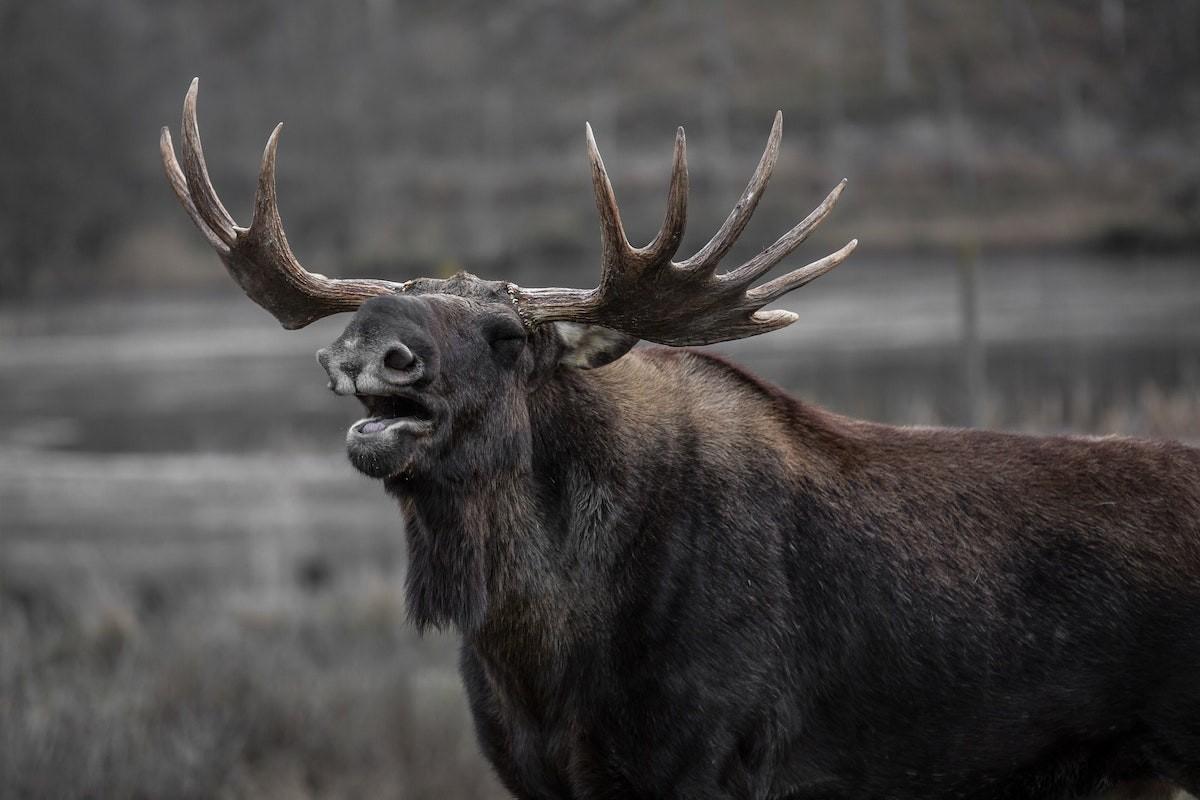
[352,394,435,436]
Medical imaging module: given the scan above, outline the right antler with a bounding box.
[161,79,407,329]
[512,112,857,346]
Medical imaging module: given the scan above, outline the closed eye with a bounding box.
[490,334,526,364]
[483,316,528,364]
[484,317,527,345]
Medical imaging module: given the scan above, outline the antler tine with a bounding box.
[230,120,324,312]
[161,80,406,330]
[160,126,230,255]
[722,178,847,287]
[249,123,289,242]
[733,238,859,337]
[585,123,632,268]
[180,79,237,246]
[677,111,782,274]
[745,238,858,307]
[638,127,688,265]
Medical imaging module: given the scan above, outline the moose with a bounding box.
[161,80,1200,799]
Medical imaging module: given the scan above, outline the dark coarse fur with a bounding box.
[323,279,1200,800]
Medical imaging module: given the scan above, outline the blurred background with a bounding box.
[2,1,1199,797]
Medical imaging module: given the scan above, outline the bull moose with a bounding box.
[161,80,1200,799]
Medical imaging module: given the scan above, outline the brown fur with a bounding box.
[320,290,1200,799]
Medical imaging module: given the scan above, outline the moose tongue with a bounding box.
[361,419,390,434]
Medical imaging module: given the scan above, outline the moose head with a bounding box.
[160,79,855,486]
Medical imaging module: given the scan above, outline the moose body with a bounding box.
[397,331,1200,799]
[162,80,1200,798]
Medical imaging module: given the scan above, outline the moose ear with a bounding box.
[554,322,638,369]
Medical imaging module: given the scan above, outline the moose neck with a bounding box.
[390,472,526,635]
[385,359,648,651]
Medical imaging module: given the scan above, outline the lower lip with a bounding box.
[353,417,432,436]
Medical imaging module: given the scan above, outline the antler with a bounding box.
[512,112,857,346]
[160,79,406,329]
[163,82,854,344]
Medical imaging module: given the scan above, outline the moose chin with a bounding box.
[162,79,1200,800]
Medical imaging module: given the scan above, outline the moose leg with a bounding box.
[459,648,556,799]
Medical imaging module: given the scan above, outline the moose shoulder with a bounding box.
[162,80,1200,799]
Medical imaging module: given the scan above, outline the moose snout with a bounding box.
[317,337,425,396]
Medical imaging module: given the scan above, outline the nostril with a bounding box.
[384,344,416,371]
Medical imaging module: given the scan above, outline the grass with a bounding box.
[0,569,506,799]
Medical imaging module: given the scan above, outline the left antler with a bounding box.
[513,112,857,346]
[160,79,405,329]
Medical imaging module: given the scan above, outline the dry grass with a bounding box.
[0,571,506,800]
